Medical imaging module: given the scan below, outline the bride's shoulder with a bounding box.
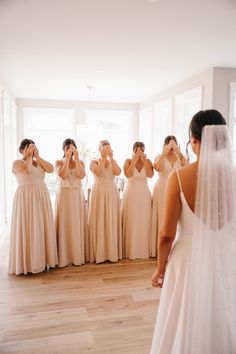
[178,162,198,175]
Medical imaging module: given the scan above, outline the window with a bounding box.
[77,109,134,174]
[174,87,202,160]
[0,90,17,233]
[138,107,153,159]
[24,108,75,196]
[153,100,172,159]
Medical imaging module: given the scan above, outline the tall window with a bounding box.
[0,91,17,233]
[138,107,153,158]
[153,100,172,158]
[76,109,134,180]
[24,108,75,195]
[174,87,202,160]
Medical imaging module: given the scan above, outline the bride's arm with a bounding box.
[152,171,181,287]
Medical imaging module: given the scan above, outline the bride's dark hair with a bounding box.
[189,109,226,141]
[186,110,226,156]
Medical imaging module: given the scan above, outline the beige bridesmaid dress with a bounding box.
[88,164,122,263]
[55,168,87,267]
[150,157,182,257]
[122,166,152,260]
[9,164,58,275]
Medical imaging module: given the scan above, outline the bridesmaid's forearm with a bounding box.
[124,160,135,178]
[36,156,54,173]
[154,154,165,171]
[58,159,70,179]
[144,160,154,178]
[75,160,85,179]
[110,159,121,176]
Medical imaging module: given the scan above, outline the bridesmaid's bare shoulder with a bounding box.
[12,159,27,174]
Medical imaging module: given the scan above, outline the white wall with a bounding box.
[212,67,236,123]
[139,68,213,110]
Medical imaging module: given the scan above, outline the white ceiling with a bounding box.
[0,0,236,103]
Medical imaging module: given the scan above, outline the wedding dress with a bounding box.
[150,125,236,354]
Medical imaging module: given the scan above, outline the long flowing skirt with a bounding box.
[9,183,58,275]
[55,187,87,267]
[88,182,122,263]
[122,180,151,259]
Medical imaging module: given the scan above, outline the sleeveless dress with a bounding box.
[9,163,58,275]
[122,166,152,259]
[150,170,195,353]
[88,164,122,263]
[150,157,182,257]
[55,167,87,267]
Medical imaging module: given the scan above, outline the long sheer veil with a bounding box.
[185,125,236,353]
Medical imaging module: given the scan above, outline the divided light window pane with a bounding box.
[138,107,153,159]
[24,108,75,164]
[175,87,202,160]
[77,109,133,169]
[153,100,172,159]
[3,94,14,221]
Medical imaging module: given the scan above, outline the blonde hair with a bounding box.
[98,140,110,151]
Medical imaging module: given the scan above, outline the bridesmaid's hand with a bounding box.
[27,145,34,157]
[132,151,139,163]
[65,147,73,160]
[172,142,180,156]
[151,270,164,288]
[140,151,147,162]
[33,145,39,158]
[163,145,171,156]
[73,148,79,160]
[101,146,109,160]
[108,147,113,159]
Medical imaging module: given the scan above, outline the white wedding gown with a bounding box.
[150,171,193,354]
[150,170,236,354]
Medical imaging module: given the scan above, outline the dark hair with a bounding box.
[133,141,145,152]
[19,138,35,153]
[62,138,77,151]
[62,138,77,158]
[189,109,226,141]
[164,135,177,146]
[98,140,110,150]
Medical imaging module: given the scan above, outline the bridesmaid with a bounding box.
[88,140,122,263]
[9,139,58,275]
[150,135,187,257]
[122,142,153,260]
[55,138,87,267]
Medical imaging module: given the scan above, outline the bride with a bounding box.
[150,109,236,354]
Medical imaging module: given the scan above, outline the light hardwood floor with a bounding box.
[0,230,160,354]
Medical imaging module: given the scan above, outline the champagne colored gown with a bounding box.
[55,167,87,267]
[122,166,152,259]
[88,164,122,263]
[150,157,182,257]
[9,163,58,275]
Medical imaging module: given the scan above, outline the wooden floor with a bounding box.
[0,230,160,354]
